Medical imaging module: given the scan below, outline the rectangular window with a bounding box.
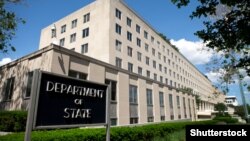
[59,38,65,46]
[115,57,122,68]
[146,70,150,78]
[145,43,149,52]
[161,116,165,121]
[71,19,77,28]
[159,64,162,72]
[115,8,121,19]
[61,24,66,33]
[177,96,180,109]
[148,117,154,122]
[25,72,33,98]
[164,67,167,74]
[144,31,148,39]
[127,17,132,27]
[2,77,15,101]
[127,46,133,57]
[153,60,156,69]
[146,89,153,105]
[160,76,163,83]
[136,38,141,47]
[154,73,157,81]
[164,56,166,63]
[130,118,138,124]
[152,48,155,56]
[158,52,161,60]
[105,79,117,101]
[81,43,88,54]
[115,40,122,51]
[151,36,154,43]
[157,41,160,48]
[169,94,174,109]
[138,67,142,75]
[111,118,117,126]
[83,13,90,23]
[183,97,187,118]
[171,115,174,120]
[127,31,132,41]
[129,85,137,104]
[159,92,164,107]
[165,78,168,85]
[137,52,142,61]
[128,62,133,73]
[169,94,173,109]
[70,33,76,43]
[136,24,140,33]
[115,24,121,35]
[68,70,87,80]
[170,80,173,86]
[82,28,89,38]
[146,56,150,65]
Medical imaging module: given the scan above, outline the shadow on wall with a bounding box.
[0,61,31,110]
[58,56,66,74]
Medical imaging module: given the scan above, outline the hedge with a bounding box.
[213,116,239,124]
[0,120,217,141]
[0,111,27,132]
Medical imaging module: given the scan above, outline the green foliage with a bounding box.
[234,105,250,119]
[214,102,227,114]
[171,0,250,90]
[213,111,238,124]
[177,87,193,95]
[0,0,25,53]
[0,111,27,132]
[195,95,201,106]
[0,120,217,141]
[213,116,238,124]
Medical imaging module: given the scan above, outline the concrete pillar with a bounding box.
[117,72,129,125]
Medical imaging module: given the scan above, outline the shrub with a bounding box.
[213,116,238,124]
[0,120,217,141]
[0,110,27,132]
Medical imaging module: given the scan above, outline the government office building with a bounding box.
[0,0,225,126]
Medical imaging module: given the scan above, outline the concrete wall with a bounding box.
[0,45,198,125]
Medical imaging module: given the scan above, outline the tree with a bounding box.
[171,0,250,91]
[234,105,250,120]
[0,0,25,53]
[195,95,201,107]
[214,102,227,114]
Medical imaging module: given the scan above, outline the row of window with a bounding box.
[1,70,194,126]
[59,28,89,47]
[115,8,184,65]
[115,38,195,84]
[1,72,33,102]
[115,58,192,89]
[114,8,203,89]
[65,70,193,112]
[60,13,90,34]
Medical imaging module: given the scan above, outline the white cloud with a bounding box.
[0,58,12,66]
[170,39,214,65]
[205,69,250,85]
[205,70,224,84]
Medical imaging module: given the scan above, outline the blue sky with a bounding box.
[1,0,249,105]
